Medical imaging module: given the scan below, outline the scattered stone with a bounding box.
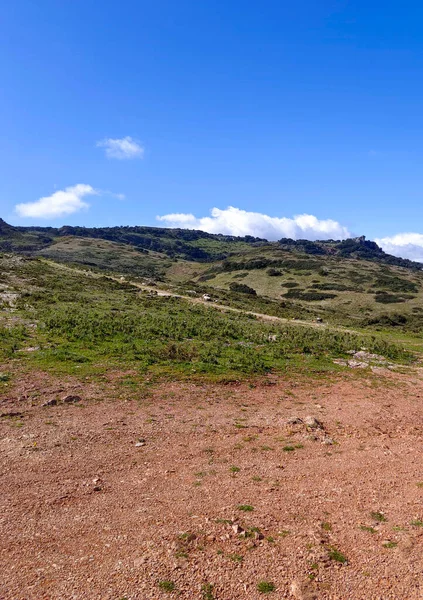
[322,436,335,445]
[62,395,81,404]
[135,438,146,447]
[348,360,368,369]
[42,399,58,407]
[287,417,303,425]
[355,350,386,362]
[231,523,244,535]
[303,416,323,429]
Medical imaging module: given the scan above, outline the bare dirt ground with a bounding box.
[1,368,423,599]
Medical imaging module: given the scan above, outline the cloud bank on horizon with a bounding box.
[13,190,423,263]
[157,206,351,241]
[157,206,423,263]
[375,233,423,263]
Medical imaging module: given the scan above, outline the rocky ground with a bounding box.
[1,368,423,599]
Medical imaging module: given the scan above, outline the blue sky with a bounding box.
[1,1,423,259]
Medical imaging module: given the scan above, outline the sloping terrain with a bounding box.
[1,254,413,382]
[1,226,423,600]
[2,218,423,330]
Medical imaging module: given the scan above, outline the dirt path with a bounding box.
[2,369,423,599]
[40,259,354,334]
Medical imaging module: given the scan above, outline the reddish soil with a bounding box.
[1,369,423,599]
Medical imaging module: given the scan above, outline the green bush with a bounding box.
[229,282,257,295]
[374,291,409,304]
[267,268,282,276]
[282,281,299,288]
[283,290,337,301]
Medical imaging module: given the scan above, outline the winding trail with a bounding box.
[41,258,367,335]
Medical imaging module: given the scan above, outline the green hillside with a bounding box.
[1,218,423,332]
[0,253,414,384]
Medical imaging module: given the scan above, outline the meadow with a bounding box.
[0,254,414,381]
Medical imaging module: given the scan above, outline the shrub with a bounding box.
[374,292,409,304]
[283,290,337,301]
[257,581,275,593]
[311,282,363,292]
[229,282,257,295]
[373,276,418,294]
[158,581,176,592]
[282,281,299,288]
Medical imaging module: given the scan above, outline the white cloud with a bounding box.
[376,233,423,263]
[157,206,351,241]
[96,136,144,160]
[15,184,98,219]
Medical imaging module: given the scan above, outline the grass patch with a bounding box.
[257,581,276,593]
[201,583,215,600]
[158,580,176,592]
[328,547,348,564]
[410,520,423,527]
[383,541,398,548]
[360,525,376,534]
[228,553,243,562]
[370,511,387,523]
[237,504,254,512]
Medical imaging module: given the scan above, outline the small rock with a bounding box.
[333,358,348,366]
[287,417,303,425]
[62,395,81,404]
[232,523,244,535]
[347,360,368,369]
[133,557,146,568]
[303,416,323,429]
[1,411,23,418]
[135,438,146,447]
[42,399,58,407]
[322,436,334,445]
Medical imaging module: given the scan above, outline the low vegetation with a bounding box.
[0,254,415,381]
[3,218,423,336]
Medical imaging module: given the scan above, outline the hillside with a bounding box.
[2,223,423,600]
[2,218,423,331]
[1,218,421,267]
